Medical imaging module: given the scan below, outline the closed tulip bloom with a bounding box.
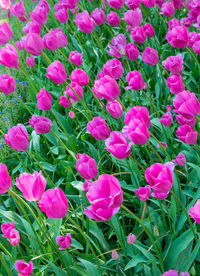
[151,191,169,199]
[55,7,68,23]
[87,116,111,140]
[0,163,12,194]
[125,71,147,90]
[123,9,142,29]
[103,59,123,79]
[159,112,173,127]
[108,34,126,58]
[167,18,181,30]
[135,185,151,201]
[56,234,72,250]
[1,221,15,238]
[36,89,52,110]
[189,199,200,224]
[8,228,20,246]
[143,23,155,37]
[106,100,123,118]
[127,233,136,244]
[176,114,196,127]
[70,69,89,86]
[166,75,185,94]
[188,32,200,48]
[0,44,19,68]
[16,171,46,201]
[108,0,124,9]
[29,115,52,134]
[141,0,156,7]
[0,74,15,94]
[23,33,44,56]
[26,57,35,67]
[131,26,146,44]
[112,250,119,260]
[125,42,140,60]
[145,162,174,193]
[69,111,75,119]
[15,260,33,276]
[193,41,200,56]
[161,2,175,17]
[172,0,184,9]
[0,22,13,45]
[83,180,92,191]
[46,60,67,84]
[23,21,41,35]
[142,47,159,66]
[166,26,189,49]
[59,96,70,108]
[92,75,121,100]
[162,54,183,74]
[125,0,141,9]
[4,124,29,151]
[69,51,83,66]
[54,28,68,48]
[173,152,186,166]
[91,8,105,25]
[38,187,68,218]
[43,29,59,51]
[10,0,28,22]
[75,153,98,179]
[123,118,150,144]
[60,0,77,9]
[173,90,200,119]
[176,125,198,145]
[105,131,132,159]
[107,11,121,27]
[30,6,47,26]
[0,0,11,9]
[74,11,95,34]
[64,82,83,104]
[124,106,151,128]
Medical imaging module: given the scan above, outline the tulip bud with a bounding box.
[127,233,136,244]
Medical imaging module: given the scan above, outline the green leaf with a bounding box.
[125,253,147,270]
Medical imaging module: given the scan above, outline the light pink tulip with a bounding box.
[127,233,136,244]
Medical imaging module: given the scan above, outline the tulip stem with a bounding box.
[147,142,164,163]
[0,254,13,276]
[126,159,139,188]
[149,132,171,161]
[0,243,15,262]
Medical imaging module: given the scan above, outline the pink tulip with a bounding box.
[15,41,24,50]
[167,18,181,30]
[64,82,83,104]
[107,11,121,27]
[173,152,186,166]
[105,131,132,159]
[84,204,120,221]
[60,0,77,9]
[0,0,11,10]
[56,234,72,250]
[16,171,46,201]
[176,125,198,145]
[108,0,124,9]
[8,228,20,246]
[59,96,70,108]
[125,0,141,9]
[173,90,200,119]
[141,0,156,7]
[143,23,155,37]
[4,124,29,151]
[189,199,200,224]
[26,57,35,67]
[69,51,83,66]
[157,142,168,149]
[166,75,185,94]
[162,54,183,74]
[29,115,52,134]
[92,75,121,100]
[46,60,67,84]
[0,163,12,194]
[151,191,169,199]
[74,11,95,33]
[0,44,19,68]
[0,74,15,94]
[108,34,126,58]
[36,89,52,110]
[70,69,89,86]
[166,26,189,49]
[161,2,175,17]
[55,7,68,23]
[102,58,123,79]
[123,9,142,29]
[1,221,15,238]
[112,250,119,260]
[172,0,184,9]
[54,28,68,48]
[193,41,200,56]
[0,22,13,45]
[166,105,173,112]
[38,187,68,218]
[188,32,200,48]
[135,185,151,201]
[75,153,98,179]
[125,42,140,60]
[127,233,136,244]
[23,33,44,56]
[124,106,151,128]
[159,112,173,127]
[91,8,105,25]
[161,270,178,276]
[69,111,75,119]
[43,29,59,51]
[106,100,123,118]
[87,116,111,140]
[30,5,47,26]
[23,21,41,35]
[142,47,159,66]
[131,26,146,44]
[15,260,33,276]
[83,180,92,191]
[38,0,49,12]
[125,71,147,90]
[176,115,196,127]
[145,162,174,193]
[10,0,28,22]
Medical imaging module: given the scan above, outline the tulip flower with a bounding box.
[75,153,98,179]
[4,124,29,151]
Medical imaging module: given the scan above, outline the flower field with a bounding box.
[0,0,200,275]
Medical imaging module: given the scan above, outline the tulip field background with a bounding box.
[0,0,200,275]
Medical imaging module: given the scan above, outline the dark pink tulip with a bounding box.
[60,0,77,9]
[83,180,92,191]
[75,153,98,179]
[56,234,72,250]
[193,41,200,55]
[166,105,173,112]
[54,27,68,48]
[87,116,111,140]
[173,152,186,166]
[125,0,141,9]
[173,90,200,119]
[70,69,89,86]
[172,0,184,9]
[59,96,70,108]
[142,47,159,66]
[176,114,196,127]
[176,125,198,144]
[159,112,173,126]
[151,191,169,199]
[0,74,15,94]
[38,187,68,218]
[162,54,183,74]
[125,71,147,90]
[127,233,136,244]
[188,32,200,48]
[108,0,124,9]
[189,199,200,224]
[131,26,147,44]
[143,23,155,37]
[8,228,20,246]
[107,34,126,58]
[166,26,189,48]
[38,0,49,12]
[167,18,181,30]
[125,42,140,60]
[161,2,175,17]
[135,185,151,201]
[1,221,15,238]
[29,115,52,134]
[10,0,28,22]
[43,29,59,51]
[55,7,68,23]
[166,74,185,94]
[74,11,95,33]
[84,204,120,221]
[107,11,121,27]
[15,260,33,276]
[0,44,19,68]
[69,51,83,66]
[161,270,178,276]
[92,75,121,100]
[156,0,165,7]
[64,82,83,104]
[123,9,142,29]
[0,163,12,194]
[0,22,13,45]
[103,58,123,79]
[106,100,123,118]
[23,21,41,35]
[46,60,67,84]
[124,106,151,128]
[141,0,156,7]
[26,57,35,67]
[105,131,132,159]
[4,124,29,151]
[23,33,44,56]
[30,5,47,26]
[36,89,52,110]
[0,0,11,9]
[91,8,105,25]
[145,162,174,193]
[180,17,192,27]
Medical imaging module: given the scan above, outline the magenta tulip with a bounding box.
[143,23,155,37]
[189,199,200,224]
[23,21,41,35]
[70,69,89,86]
[69,51,83,66]
[56,234,72,250]
[159,112,173,127]
[29,115,52,134]
[124,106,151,128]
[8,228,20,246]
[30,5,47,26]
[10,0,28,22]
[74,11,95,33]
[23,33,44,56]
[87,116,111,140]
[125,43,140,60]
[166,26,189,49]
[1,221,15,238]
[176,125,198,145]
[55,7,68,23]
[36,89,52,110]
[135,185,151,201]
[54,27,68,48]
[43,29,59,51]
[131,26,146,44]
[59,96,70,108]
[162,54,183,74]
[0,163,12,194]
[64,82,83,104]
[46,60,67,84]
[161,2,175,17]
[26,57,35,67]
[0,44,19,68]
[0,74,15,94]
[107,11,121,27]
[173,152,186,166]
[127,233,136,244]
[15,260,33,276]
[176,114,196,127]
[166,75,185,94]
[108,0,124,9]
[123,9,142,29]
[103,58,123,79]
[125,0,141,9]
[142,47,159,66]
[75,153,98,179]
[106,100,123,118]
[125,71,147,90]
[4,124,29,151]
[0,22,13,45]
[91,8,105,25]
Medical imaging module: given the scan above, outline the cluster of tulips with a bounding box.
[0,0,200,275]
